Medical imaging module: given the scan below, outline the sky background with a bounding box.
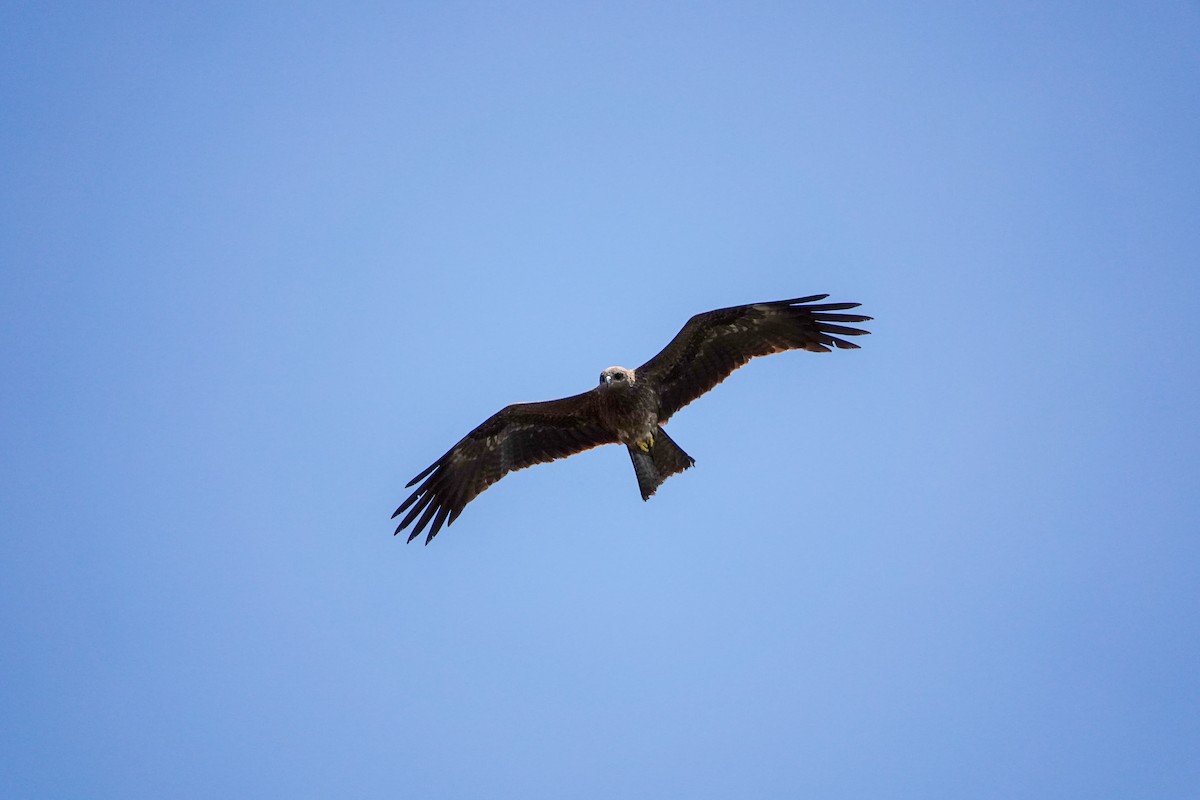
[3,2,1199,798]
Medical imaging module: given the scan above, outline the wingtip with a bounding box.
[405,460,439,488]
[780,293,829,305]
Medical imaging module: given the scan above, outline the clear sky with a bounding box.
[2,2,1199,798]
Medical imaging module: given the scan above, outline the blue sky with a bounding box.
[2,2,1199,797]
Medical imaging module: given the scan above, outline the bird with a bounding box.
[393,294,871,543]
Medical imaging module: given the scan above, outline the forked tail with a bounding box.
[626,426,695,501]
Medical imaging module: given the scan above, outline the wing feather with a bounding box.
[392,391,616,544]
[637,295,872,421]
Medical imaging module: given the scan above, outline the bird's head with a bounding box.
[599,366,635,389]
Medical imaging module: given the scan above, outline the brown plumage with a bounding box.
[393,294,871,543]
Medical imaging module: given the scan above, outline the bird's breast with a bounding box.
[597,386,658,444]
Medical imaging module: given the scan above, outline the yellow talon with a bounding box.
[637,434,654,452]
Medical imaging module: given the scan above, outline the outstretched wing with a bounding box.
[393,391,616,544]
[637,294,872,422]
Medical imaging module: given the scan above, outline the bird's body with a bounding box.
[595,365,697,501]
[596,366,657,445]
[393,294,871,543]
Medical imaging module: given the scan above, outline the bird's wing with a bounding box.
[637,294,872,422]
[393,390,617,544]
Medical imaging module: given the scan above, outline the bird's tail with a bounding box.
[627,426,695,501]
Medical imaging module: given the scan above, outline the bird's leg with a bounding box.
[636,432,655,452]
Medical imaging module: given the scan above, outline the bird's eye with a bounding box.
[615,373,624,380]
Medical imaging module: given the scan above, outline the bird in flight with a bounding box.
[393,294,871,543]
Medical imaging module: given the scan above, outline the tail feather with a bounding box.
[627,426,695,501]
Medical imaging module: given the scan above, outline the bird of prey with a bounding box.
[393,294,871,543]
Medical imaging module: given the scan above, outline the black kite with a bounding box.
[393,294,871,543]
